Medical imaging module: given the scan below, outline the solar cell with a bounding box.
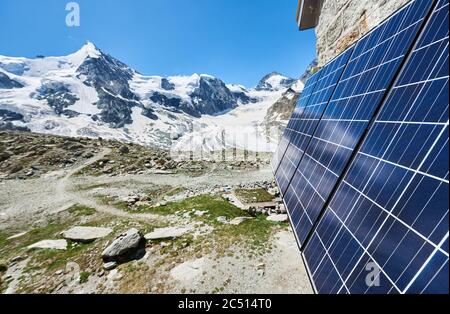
[282,0,436,250]
[303,0,449,294]
[271,72,321,173]
[275,48,354,195]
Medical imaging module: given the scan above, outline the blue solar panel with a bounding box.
[282,0,435,249]
[275,49,354,195]
[272,72,321,173]
[303,0,449,294]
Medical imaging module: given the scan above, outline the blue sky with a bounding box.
[0,0,317,87]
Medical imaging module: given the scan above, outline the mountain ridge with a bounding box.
[0,42,305,151]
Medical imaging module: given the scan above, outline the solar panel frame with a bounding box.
[302,0,449,294]
[282,0,436,250]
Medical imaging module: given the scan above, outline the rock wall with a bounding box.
[316,0,410,66]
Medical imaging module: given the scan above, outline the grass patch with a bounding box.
[10,223,70,252]
[234,188,274,203]
[79,271,91,284]
[213,214,277,249]
[0,232,9,249]
[137,194,280,254]
[32,241,95,271]
[137,194,249,223]
[113,201,129,211]
[68,204,96,216]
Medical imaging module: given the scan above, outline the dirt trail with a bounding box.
[0,146,273,230]
[0,148,159,230]
[56,147,161,222]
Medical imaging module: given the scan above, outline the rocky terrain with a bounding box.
[0,131,312,294]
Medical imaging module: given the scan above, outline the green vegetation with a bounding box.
[138,194,250,222]
[234,188,274,203]
[79,271,91,284]
[213,214,278,251]
[8,222,70,252]
[0,232,9,250]
[139,194,282,256]
[68,204,96,216]
[32,242,95,271]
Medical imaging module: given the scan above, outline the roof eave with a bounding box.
[296,0,324,30]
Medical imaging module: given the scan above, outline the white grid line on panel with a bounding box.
[403,232,449,293]
[342,177,449,256]
[325,205,403,293]
[340,122,449,292]
[348,6,422,64]
[292,19,413,203]
[303,1,447,294]
[359,150,449,184]
[312,231,351,294]
[336,38,449,287]
[341,54,405,83]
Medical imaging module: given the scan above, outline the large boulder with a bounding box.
[62,226,113,243]
[101,228,146,263]
[267,214,288,223]
[144,227,190,241]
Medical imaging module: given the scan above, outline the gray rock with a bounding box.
[103,261,118,271]
[9,255,26,264]
[62,226,113,243]
[122,195,140,205]
[216,216,228,224]
[194,210,207,217]
[170,258,207,283]
[119,146,129,155]
[102,228,146,263]
[144,227,190,241]
[7,232,27,240]
[267,214,289,223]
[228,217,253,225]
[28,239,68,250]
[257,263,265,269]
[257,269,265,277]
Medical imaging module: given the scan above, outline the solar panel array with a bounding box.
[272,71,320,174]
[275,49,354,195]
[274,0,449,294]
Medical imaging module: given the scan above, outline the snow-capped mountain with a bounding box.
[255,72,298,92]
[0,42,304,152]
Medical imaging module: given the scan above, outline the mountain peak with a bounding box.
[263,71,283,78]
[78,41,102,58]
[256,72,296,91]
[67,42,102,66]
